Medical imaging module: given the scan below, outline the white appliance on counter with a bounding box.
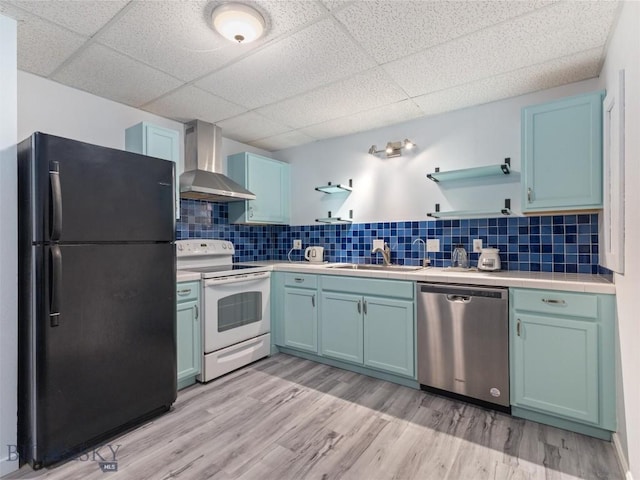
[176,239,271,382]
[478,248,501,271]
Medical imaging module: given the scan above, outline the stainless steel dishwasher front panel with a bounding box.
[417,283,509,408]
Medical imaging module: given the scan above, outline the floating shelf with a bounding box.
[427,158,511,183]
[427,199,512,218]
[316,210,353,224]
[315,179,353,194]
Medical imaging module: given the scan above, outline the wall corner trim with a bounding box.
[612,432,632,480]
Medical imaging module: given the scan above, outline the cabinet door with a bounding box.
[512,313,599,424]
[247,154,288,223]
[177,299,200,386]
[522,91,603,212]
[125,122,180,219]
[320,292,363,364]
[364,297,414,377]
[283,287,318,353]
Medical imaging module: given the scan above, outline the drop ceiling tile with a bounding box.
[216,112,290,144]
[143,86,247,124]
[250,130,317,151]
[97,0,244,82]
[256,68,407,128]
[4,0,128,36]
[320,0,351,11]
[412,48,603,117]
[195,17,377,109]
[253,0,329,37]
[384,0,618,97]
[97,0,327,82]
[300,99,423,140]
[0,3,86,76]
[335,0,557,64]
[52,44,183,108]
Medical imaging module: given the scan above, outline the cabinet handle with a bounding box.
[294,277,304,283]
[194,305,199,320]
[527,187,532,203]
[542,298,566,306]
[177,289,192,296]
[357,300,361,314]
[249,206,254,218]
[363,300,368,315]
[516,319,521,337]
[311,294,315,307]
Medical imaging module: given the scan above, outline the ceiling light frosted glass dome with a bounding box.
[211,3,266,44]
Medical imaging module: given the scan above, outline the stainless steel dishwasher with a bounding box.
[417,283,510,411]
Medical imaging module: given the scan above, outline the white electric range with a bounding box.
[176,239,271,382]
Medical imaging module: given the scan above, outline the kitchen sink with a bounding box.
[328,264,425,272]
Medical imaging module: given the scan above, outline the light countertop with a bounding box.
[239,261,616,294]
[177,271,202,283]
[178,261,614,294]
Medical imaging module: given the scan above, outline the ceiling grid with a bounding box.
[0,0,621,151]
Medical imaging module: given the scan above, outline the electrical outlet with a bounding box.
[293,239,302,250]
[426,239,440,252]
[473,239,483,253]
[372,239,385,250]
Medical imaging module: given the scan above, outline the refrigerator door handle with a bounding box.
[50,245,62,327]
[50,161,62,240]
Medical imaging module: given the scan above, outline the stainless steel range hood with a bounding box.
[180,120,256,202]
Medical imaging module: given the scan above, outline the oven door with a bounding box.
[202,271,270,353]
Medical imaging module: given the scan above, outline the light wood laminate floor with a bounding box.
[5,354,622,480]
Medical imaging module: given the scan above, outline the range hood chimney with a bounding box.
[180,120,256,202]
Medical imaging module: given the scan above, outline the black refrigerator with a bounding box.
[17,132,177,469]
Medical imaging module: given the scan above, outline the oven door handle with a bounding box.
[204,273,269,287]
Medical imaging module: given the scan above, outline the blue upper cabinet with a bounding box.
[227,152,290,224]
[125,122,181,219]
[521,91,604,213]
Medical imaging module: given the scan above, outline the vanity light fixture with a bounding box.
[368,139,416,158]
[211,3,266,44]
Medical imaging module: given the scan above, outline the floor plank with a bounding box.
[4,354,623,480]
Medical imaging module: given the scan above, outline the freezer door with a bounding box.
[21,133,175,243]
[24,243,176,467]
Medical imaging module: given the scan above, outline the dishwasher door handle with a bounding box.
[446,294,471,303]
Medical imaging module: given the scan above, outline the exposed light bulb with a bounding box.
[404,139,414,150]
[385,143,393,154]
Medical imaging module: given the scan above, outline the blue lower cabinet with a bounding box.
[283,287,318,353]
[510,288,616,438]
[512,313,599,423]
[319,278,415,378]
[320,292,363,364]
[364,297,414,377]
[176,281,201,390]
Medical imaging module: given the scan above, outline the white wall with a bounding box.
[18,71,184,152]
[600,2,640,478]
[18,72,271,175]
[0,14,18,477]
[276,79,599,225]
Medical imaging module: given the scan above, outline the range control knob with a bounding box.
[222,243,227,249]
[177,244,183,251]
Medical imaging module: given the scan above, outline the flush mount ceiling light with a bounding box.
[368,139,416,158]
[211,3,266,44]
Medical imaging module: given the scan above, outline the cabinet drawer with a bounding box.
[322,276,413,300]
[284,273,318,288]
[176,281,199,303]
[512,288,597,318]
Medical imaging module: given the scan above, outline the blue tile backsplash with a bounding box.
[177,199,603,274]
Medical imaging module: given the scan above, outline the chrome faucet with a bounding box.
[372,242,391,266]
[412,238,430,267]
